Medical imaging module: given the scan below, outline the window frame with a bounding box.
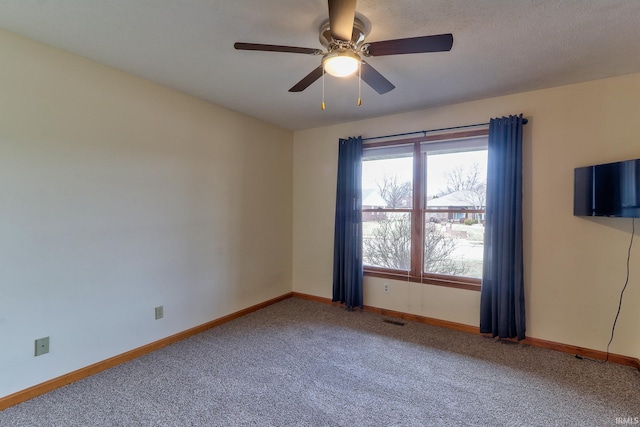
[362,129,488,292]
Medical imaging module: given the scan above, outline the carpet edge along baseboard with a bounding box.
[0,293,293,411]
[291,292,640,370]
[2,291,638,411]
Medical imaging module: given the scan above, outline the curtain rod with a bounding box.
[362,118,528,142]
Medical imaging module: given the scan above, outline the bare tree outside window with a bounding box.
[424,223,469,276]
[363,174,411,269]
[363,175,468,275]
[444,162,486,209]
[363,213,411,270]
[376,175,412,208]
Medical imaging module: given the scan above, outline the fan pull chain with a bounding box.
[358,62,362,106]
[321,68,326,110]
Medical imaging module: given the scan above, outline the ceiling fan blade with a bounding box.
[234,42,322,55]
[289,66,324,92]
[361,62,395,94]
[328,0,357,41]
[366,34,453,56]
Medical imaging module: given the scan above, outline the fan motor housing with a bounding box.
[319,17,367,50]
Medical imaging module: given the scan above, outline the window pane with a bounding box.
[423,147,486,279]
[363,212,411,271]
[425,149,487,209]
[362,156,413,209]
[423,214,484,279]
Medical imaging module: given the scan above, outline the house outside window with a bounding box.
[361,129,488,290]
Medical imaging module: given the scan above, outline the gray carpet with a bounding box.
[1,298,639,426]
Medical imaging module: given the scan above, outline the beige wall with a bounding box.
[0,29,293,397]
[293,73,640,359]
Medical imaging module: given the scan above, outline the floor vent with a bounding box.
[383,319,406,326]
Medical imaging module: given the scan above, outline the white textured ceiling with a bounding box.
[1,0,640,131]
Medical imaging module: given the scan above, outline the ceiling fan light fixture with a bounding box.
[235,1,454,95]
[322,50,361,77]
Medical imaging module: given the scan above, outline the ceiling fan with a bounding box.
[234,0,453,96]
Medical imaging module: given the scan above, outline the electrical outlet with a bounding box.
[35,336,49,356]
[155,306,164,320]
[384,283,390,294]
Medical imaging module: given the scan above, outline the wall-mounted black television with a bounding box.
[574,159,640,218]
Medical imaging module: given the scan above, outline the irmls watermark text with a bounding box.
[616,417,640,425]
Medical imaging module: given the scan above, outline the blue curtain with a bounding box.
[480,115,526,340]
[332,136,363,310]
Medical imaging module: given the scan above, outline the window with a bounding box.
[362,130,488,291]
